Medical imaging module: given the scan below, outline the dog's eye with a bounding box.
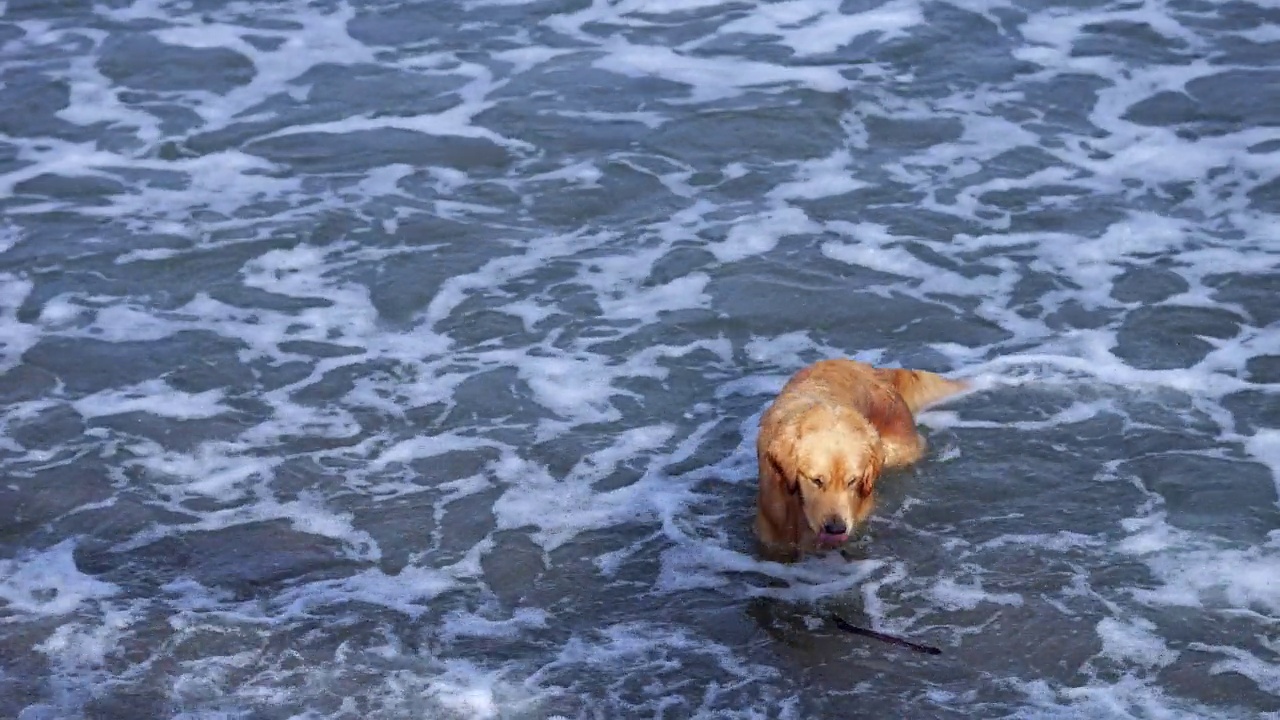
[810,476,825,488]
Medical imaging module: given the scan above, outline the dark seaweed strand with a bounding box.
[831,614,943,655]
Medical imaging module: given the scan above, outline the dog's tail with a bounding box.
[877,368,969,414]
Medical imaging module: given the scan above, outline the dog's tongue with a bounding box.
[817,532,849,546]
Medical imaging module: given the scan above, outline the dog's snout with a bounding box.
[822,519,847,536]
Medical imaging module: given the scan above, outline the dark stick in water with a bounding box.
[831,614,942,655]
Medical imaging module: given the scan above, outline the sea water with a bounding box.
[0,0,1278,717]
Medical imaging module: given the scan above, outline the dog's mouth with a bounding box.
[816,531,849,547]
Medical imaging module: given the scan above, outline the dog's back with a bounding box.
[780,359,968,415]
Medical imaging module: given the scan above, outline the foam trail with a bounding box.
[0,540,118,616]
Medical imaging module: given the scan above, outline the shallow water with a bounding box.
[1,0,1278,717]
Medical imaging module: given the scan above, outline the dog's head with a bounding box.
[764,405,884,546]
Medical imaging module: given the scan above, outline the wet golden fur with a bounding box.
[755,359,967,559]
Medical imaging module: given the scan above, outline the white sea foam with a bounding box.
[977,532,1104,552]
[592,38,849,103]
[0,276,38,372]
[1190,642,1280,696]
[1246,430,1280,497]
[125,441,273,502]
[527,620,781,709]
[36,604,135,668]
[767,150,869,202]
[1011,675,1231,720]
[150,4,375,131]
[1096,616,1178,669]
[711,0,923,56]
[492,426,684,550]
[0,539,118,616]
[710,206,822,262]
[439,606,549,641]
[928,576,1023,611]
[274,564,458,618]
[73,380,229,420]
[416,658,550,720]
[1127,531,1280,616]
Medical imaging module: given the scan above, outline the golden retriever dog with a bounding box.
[756,358,968,559]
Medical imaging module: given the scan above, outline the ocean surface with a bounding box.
[1,0,1278,717]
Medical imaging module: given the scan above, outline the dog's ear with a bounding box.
[769,455,800,495]
[765,434,800,496]
[855,445,884,499]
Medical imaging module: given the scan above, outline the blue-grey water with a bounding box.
[1,0,1278,718]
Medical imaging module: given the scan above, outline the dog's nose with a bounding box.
[822,519,847,536]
